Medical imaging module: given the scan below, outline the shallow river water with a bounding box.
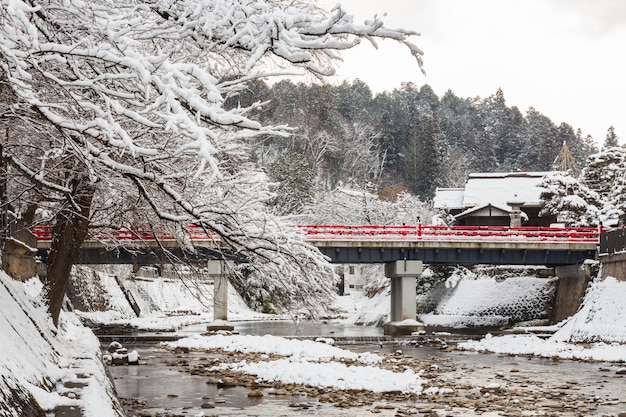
[107,321,626,417]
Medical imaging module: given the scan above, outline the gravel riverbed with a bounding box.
[110,340,626,417]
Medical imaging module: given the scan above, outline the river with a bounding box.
[107,320,626,416]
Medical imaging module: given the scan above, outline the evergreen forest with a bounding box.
[228,80,601,204]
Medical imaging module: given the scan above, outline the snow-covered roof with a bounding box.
[461,172,547,209]
[433,188,465,209]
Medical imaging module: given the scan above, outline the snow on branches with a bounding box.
[0,0,423,315]
[540,146,626,227]
[539,172,601,227]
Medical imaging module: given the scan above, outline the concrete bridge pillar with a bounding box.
[551,263,593,324]
[207,260,234,329]
[383,260,424,336]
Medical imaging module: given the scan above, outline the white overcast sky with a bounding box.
[320,0,626,146]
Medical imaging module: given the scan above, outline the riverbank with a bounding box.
[0,271,124,417]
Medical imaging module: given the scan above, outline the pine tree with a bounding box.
[480,88,525,171]
[269,151,314,215]
[603,126,619,149]
[404,116,443,199]
[540,173,601,226]
[521,107,561,170]
[581,146,626,225]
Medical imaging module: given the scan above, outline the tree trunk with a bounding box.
[46,178,94,326]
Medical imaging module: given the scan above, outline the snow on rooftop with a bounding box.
[432,188,464,209]
[433,172,549,212]
[462,172,548,209]
[453,203,512,219]
[467,172,548,179]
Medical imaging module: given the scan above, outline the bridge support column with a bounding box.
[383,260,425,336]
[207,260,235,331]
[551,263,593,324]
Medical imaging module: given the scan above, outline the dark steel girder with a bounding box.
[316,246,596,266]
[37,247,243,265]
[37,244,596,267]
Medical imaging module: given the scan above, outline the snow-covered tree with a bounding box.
[540,147,626,227]
[603,126,619,149]
[539,172,601,226]
[584,146,625,197]
[302,185,431,225]
[331,119,387,185]
[480,88,526,171]
[269,150,314,215]
[582,146,626,226]
[0,0,423,323]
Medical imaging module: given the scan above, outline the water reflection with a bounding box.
[233,320,383,337]
[109,347,263,410]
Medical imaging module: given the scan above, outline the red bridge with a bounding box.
[32,224,600,266]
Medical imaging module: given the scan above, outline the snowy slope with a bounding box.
[0,272,123,416]
[71,266,276,330]
[552,276,626,343]
[459,275,626,361]
[341,268,555,328]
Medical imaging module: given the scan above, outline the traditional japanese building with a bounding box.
[433,172,557,227]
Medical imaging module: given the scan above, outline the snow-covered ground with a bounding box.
[0,271,123,417]
[165,333,426,393]
[459,276,626,361]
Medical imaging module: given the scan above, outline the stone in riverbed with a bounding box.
[216,377,237,388]
[111,352,128,366]
[107,341,122,353]
[248,389,263,398]
[206,377,220,385]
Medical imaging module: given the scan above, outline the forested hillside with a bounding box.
[227,80,600,202]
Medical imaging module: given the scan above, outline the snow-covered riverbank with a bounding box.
[0,271,124,416]
[3,264,626,416]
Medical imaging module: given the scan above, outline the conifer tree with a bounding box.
[603,126,619,149]
[269,151,314,216]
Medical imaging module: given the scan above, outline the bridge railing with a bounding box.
[301,224,601,242]
[31,224,219,243]
[32,224,601,244]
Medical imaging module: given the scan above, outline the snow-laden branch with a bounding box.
[0,0,424,315]
[142,0,424,76]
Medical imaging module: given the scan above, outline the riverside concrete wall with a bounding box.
[550,264,593,324]
[599,252,626,282]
